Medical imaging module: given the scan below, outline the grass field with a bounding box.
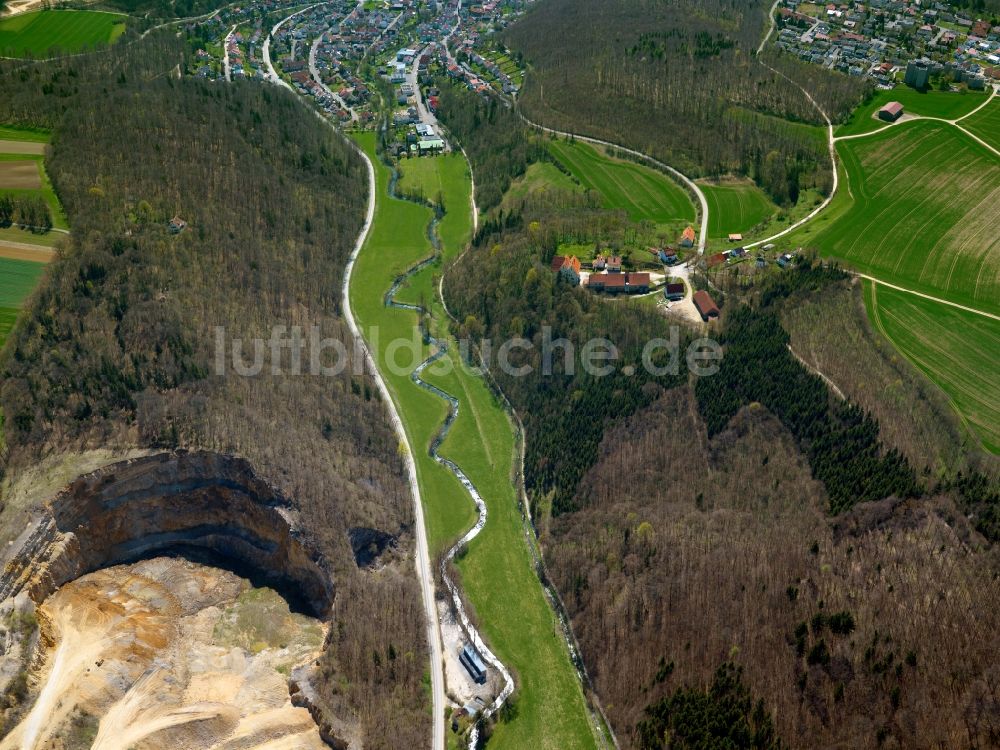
[0,126,49,143]
[699,178,778,240]
[0,256,45,349]
[962,96,1000,153]
[801,120,999,313]
[0,10,125,57]
[835,88,990,137]
[547,139,695,227]
[501,161,582,211]
[865,281,1000,454]
[349,135,599,749]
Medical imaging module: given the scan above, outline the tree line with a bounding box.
[0,194,51,233]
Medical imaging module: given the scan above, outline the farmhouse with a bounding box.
[680,226,696,248]
[693,290,720,321]
[606,255,622,273]
[593,255,606,271]
[664,282,685,301]
[460,643,487,685]
[879,101,904,122]
[657,247,678,264]
[551,254,582,285]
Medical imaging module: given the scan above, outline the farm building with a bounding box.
[777,253,795,268]
[593,255,606,271]
[680,226,696,248]
[168,216,187,234]
[460,644,487,684]
[587,272,649,294]
[693,290,720,321]
[607,255,623,273]
[879,101,904,122]
[706,252,727,269]
[627,272,650,293]
[664,282,685,301]
[728,233,743,242]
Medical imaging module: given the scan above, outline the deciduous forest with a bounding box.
[505,0,869,204]
[0,32,428,747]
[440,75,1000,746]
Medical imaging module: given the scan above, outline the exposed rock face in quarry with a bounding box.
[0,451,334,618]
[0,557,328,749]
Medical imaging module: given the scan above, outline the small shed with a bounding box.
[168,216,187,234]
[879,101,904,122]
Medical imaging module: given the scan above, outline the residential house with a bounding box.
[680,226,696,248]
[658,247,679,264]
[664,282,685,301]
[551,255,582,285]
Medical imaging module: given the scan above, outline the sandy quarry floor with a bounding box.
[1,557,328,750]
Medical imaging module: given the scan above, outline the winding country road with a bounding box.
[518,115,710,254]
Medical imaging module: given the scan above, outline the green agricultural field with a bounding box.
[806,120,999,313]
[349,133,600,749]
[0,256,45,349]
[0,125,49,143]
[866,281,1000,454]
[835,88,990,137]
[547,139,695,227]
[700,178,778,239]
[962,96,1000,153]
[0,10,125,58]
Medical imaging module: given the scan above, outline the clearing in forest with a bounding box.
[547,139,694,227]
[699,177,777,240]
